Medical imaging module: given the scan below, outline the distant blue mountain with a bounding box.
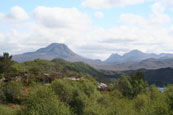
[13,43,173,71]
[105,50,173,63]
[13,43,84,62]
[12,43,103,68]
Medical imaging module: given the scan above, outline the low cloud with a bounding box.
[100,38,135,43]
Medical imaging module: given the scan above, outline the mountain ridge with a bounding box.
[13,43,82,62]
[12,43,106,69]
[13,43,173,71]
[105,50,173,63]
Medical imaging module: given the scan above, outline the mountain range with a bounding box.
[105,50,173,63]
[13,43,173,71]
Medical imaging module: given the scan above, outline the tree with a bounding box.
[118,75,133,98]
[0,53,13,74]
[117,72,148,98]
[164,85,173,114]
[130,72,148,98]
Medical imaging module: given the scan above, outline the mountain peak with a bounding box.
[111,53,121,56]
[126,50,143,55]
[47,43,67,48]
[13,43,82,63]
[105,53,121,63]
[105,50,154,63]
[36,43,70,54]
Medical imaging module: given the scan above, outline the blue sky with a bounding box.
[0,0,152,28]
[0,0,173,60]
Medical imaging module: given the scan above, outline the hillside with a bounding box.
[11,58,114,84]
[109,67,173,87]
[104,58,173,71]
[1,53,172,115]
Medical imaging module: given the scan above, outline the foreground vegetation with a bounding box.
[1,53,173,115]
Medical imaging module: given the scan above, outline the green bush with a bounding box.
[3,81,22,103]
[0,105,15,115]
[51,78,101,115]
[9,62,26,73]
[77,78,100,98]
[0,83,6,103]
[51,79,75,103]
[51,79,87,114]
[20,85,72,115]
[83,95,116,115]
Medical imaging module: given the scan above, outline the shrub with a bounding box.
[0,83,6,103]
[51,79,75,103]
[9,62,26,73]
[20,85,72,115]
[51,78,101,115]
[3,81,22,103]
[0,105,15,115]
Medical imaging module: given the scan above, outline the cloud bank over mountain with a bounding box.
[0,0,173,60]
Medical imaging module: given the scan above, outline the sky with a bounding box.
[0,0,173,60]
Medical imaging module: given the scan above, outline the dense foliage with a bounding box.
[0,53,173,115]
[112,68,173,87]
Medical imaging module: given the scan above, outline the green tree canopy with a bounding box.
[0,53,13,74]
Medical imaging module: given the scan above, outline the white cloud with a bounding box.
[119,14,147,27]
[33,6,91,30]
[0,6,29,22]
[149,1,171,26]
[152,0,173,12]
[0,6,92,56]
[95,11,104,18]
[161,0,173,8]
[82,0,145,9]
[76,2,173,59]
[152,2,164,14]
[0,2,173,60]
